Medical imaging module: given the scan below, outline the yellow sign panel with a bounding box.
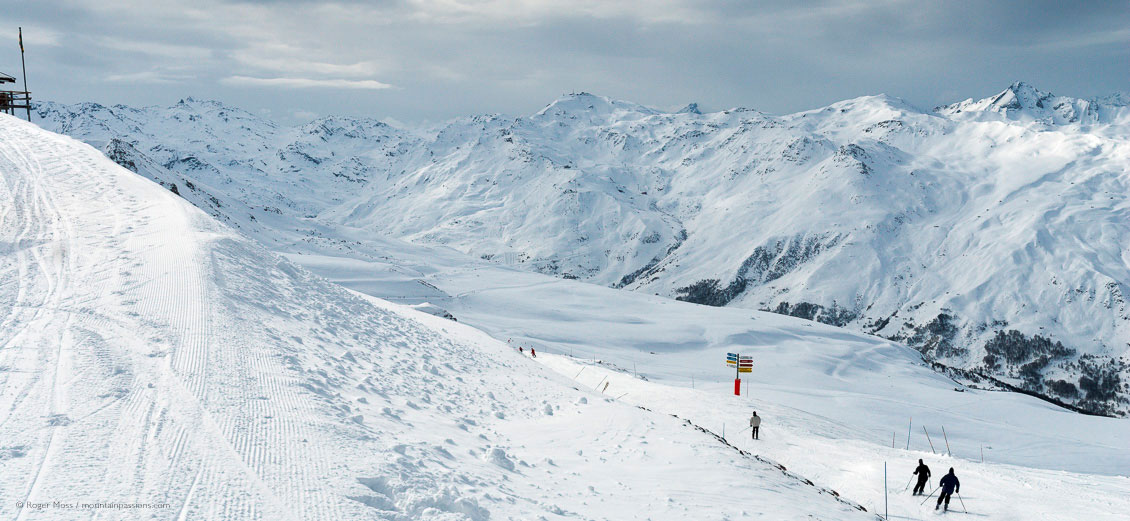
[738,368,753,373]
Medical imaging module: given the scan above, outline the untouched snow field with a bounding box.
[0,116,887,519]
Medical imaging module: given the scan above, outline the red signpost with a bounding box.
[726,352,754,395]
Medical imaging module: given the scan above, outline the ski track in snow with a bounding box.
[0,120,364,520]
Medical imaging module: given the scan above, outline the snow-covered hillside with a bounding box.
[0,115,891,520]
[35,82,1130,415]
[281,218,1130,521]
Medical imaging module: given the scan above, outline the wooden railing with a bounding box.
[0,90,31,120]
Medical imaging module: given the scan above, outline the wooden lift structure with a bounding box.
[0,71,31,121]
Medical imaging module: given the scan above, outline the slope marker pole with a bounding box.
[906,418,912,450]
[941,425,951,456]
[884,462,889,520]
[922,426,936,454]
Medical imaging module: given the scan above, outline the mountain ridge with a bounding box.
[32,82,1130,416]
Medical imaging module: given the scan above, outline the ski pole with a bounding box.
[919,486,940,505]
[957,492,967,513]
[902,475,913,491]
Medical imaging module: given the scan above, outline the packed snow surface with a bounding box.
[0,116,887,520]
[35,82,1130,415]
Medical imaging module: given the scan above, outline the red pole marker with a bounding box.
[734,378,741,396]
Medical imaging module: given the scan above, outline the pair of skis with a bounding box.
[918,486,968,514]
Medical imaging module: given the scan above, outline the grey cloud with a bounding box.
[0,0,1127,124]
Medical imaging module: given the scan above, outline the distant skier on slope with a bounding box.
[519,347,524,354]
[749,411,761,440]
[936,468,960,512]
[531,348,536,358]
[912,459,931,495]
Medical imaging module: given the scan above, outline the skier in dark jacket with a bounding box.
[936,468,960,511]
[912,459,931,495]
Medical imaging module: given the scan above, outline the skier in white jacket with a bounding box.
[749,412,761,440]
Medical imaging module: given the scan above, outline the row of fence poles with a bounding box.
[542,346,995,521]
[894,418,963,458]
[525,344,991,521]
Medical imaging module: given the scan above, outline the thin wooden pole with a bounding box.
[923,426,936,454]
[906,418,912,450]
[19,27,30,121]
[941,425,951,456]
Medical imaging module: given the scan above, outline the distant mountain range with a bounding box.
[35,82,1130,415]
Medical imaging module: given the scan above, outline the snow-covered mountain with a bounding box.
[938,81,1130,127]
[3,114,903,520]
[6,114,1129,521]
[35,83,1130,416]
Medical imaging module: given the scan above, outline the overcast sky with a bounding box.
[2,1,1128,124]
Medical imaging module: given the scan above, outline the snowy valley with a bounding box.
[34,82,1130,416]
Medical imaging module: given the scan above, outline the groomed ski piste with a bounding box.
[1,113,1127,521]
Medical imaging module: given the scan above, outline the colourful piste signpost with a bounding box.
[726,352,754,395]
